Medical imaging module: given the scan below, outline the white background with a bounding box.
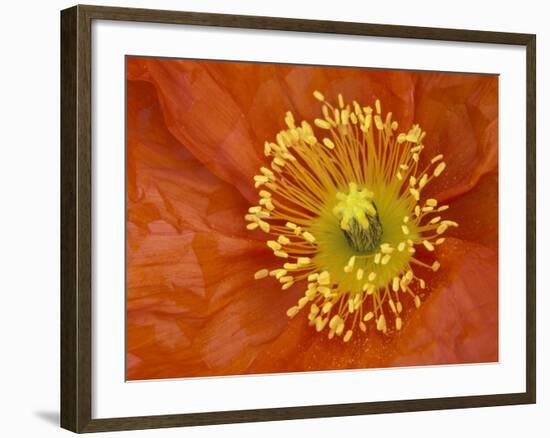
[0,0,545,437]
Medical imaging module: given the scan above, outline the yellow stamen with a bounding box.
[254,269,269,280]
[247,92,455,341]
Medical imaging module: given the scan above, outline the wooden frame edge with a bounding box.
[60,4,537,433]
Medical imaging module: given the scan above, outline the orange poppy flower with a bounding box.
[126,57,498,380]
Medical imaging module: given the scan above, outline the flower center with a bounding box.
[333,182,382,253]
[246,91,458,342]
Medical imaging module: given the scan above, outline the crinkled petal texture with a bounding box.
[126,57,498,380]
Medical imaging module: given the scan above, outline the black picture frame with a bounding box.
[60,4,536,433]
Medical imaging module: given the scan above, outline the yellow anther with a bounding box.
[380,243,394,254]
[419,174,428,188]
[285,222,297,230]
[329,315,341,330]
[335,321,345,336]
[259,190,271,198]
[253,269,268,280]
[430,216,441,224]
[277,235,290,245]
[344,255,356,273]
[368,272,377,282]
[318,271,331,285]
[374,253,382,264]
[246,223,259,230]
[375,99,381,114]
[314,118,331,129]
[401,225,410,235]
[381,254,391,265]
[414,295,422,308]
[409,188,420,201]
[433,162,446,177]
[431,154,444,163]
[356,268,364,280]
[392,277,400,292]
[267,240,282,251]
[297,257,311,266]
[423,240,435,251]
[286,306,299,317]
[307,273,319,282]
[364,284,376,295]
[282,281,295,290]
[363,312,374,322]
[323,138,335,149]
[436,237,446,245]
[313,90,325,101]
[437,224,448,234]
[426,198,438,207]
[283,263,298,270]
[260,167,274,178]
[259,198,274,210]
[395,317,403,330]
[315,317,327,332]
[343,330,353,343]
[274,250,288,258]
[310,303,320,316]
[443,220,458,227]
[397,241,406,252]
[376,314,386,331]
[303,231,316,243]
[432,261,441,272]
[285,111,295,127]
[322,302,333,313]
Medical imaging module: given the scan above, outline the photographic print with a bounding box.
[125,57,498,381]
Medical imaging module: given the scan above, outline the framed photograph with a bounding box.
[60,4,536,433]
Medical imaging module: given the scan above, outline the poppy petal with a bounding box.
[127,229,303,379]
[415,74,498,201]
